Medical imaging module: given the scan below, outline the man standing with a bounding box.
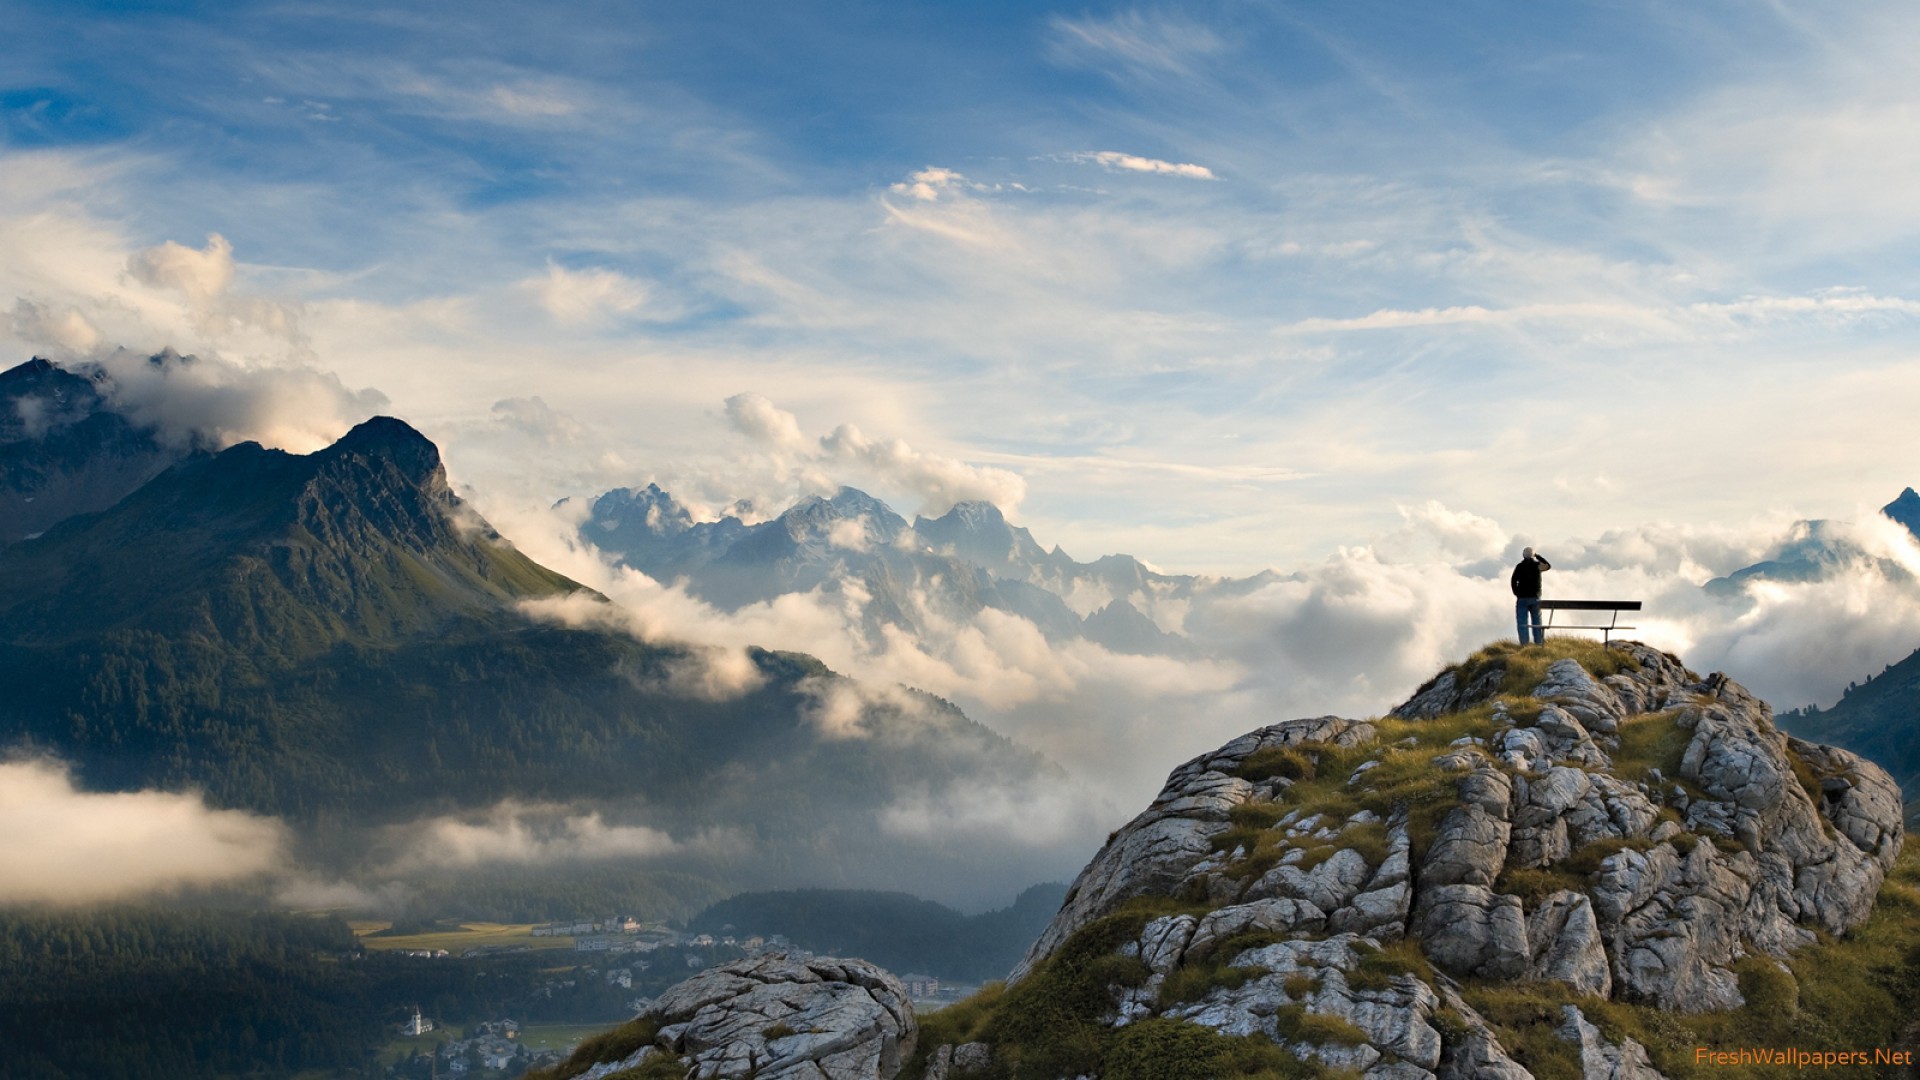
[1511,547,1551,645]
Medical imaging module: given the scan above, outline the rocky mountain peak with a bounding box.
[1883,486,1920,542]
[319,415,444,484]
[0,355,181,544]
[590,483,694,536]
[990,641,1904,1079]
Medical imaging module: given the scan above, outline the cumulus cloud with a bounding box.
[0,759,287,904]
[382,801,680,871]
[889,166,971,202]
[88,347,389,453]
[123,233,309,349]
[491,395,589,445]
[724,391,810,453]
[128,232,236,306]
[1077,151,1216,180]
[723,392,1026,515]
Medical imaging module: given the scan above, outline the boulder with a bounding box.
[1533,659,1629,734]
[1412,885,1529,979]
[1525,891,1610,996]
[635,953,914,1080]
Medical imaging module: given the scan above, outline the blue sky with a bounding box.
[5,0,1920,575]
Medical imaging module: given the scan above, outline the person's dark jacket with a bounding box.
[1511,554,1550,598]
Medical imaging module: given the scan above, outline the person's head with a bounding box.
[1523,546,1534,559]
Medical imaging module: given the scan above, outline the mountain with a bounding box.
[0,415,1054,872]
[0,356,184,543]
[1883,486,1920,543]
[576,484,1220,657]
[1780,650,1920,824]
[1703,488,1920,598]
[686,882,1069,982]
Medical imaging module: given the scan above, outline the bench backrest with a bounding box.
[1536,600,1641,611]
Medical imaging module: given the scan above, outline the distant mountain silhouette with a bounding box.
[574,484,1262,659]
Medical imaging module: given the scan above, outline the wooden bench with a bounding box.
[1536,600,1640,643]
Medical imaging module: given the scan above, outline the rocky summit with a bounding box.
[971,641,1905,1079]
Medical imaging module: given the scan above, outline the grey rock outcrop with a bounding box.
[1525,891,1611,995]
[1557,1005,1664,1080]
[1010,715,1375,981]
[606,953,915,1080]
[994,642,1902,1077]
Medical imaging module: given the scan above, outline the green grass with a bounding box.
[521,1017,664,1080]
[1444,639,1642,702]
[1610,708,1691,785]
[517,1023,618,1052]
[902,896,1350,1080]
[1235,745,1322,784]
[1349,938,1433,992]
[350,920,577,952]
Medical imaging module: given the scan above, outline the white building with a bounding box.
[404,1007,433,1036]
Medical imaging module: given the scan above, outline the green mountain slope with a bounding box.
[1781,650,1920,824]
[687,882,1070,982]
[0,417,1053,844]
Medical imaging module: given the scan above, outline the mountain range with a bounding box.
[0,357,1056,897]
[573,482,1277,659]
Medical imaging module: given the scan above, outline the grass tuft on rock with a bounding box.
[522,1017,662,1080]
[1610,708,1691,785]
[1445,639,1641,702]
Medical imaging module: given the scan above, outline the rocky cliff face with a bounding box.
[980,642,1905,1079]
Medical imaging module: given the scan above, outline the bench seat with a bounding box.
[1536,600,1640,643]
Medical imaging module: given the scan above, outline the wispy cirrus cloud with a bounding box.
[1045,10,1227,79]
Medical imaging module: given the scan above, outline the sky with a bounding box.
[7,0,1920,904]
[6,0,1920,574]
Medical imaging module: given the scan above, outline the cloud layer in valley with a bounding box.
[0,759,287,904]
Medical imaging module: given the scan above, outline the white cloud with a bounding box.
[128,232,236,306]
[488,84,577,118]
[0,759,287,904]
[724,392,1026,515]
[1045,10,1227,79]
[87,348,389,453]
[490,395,588,445]
[8,298,101,354]
[1078,151,1216,180]
[724,391,810,453]
[382,800,680,871]
[889,166,969,202]
[523,260,658,325]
